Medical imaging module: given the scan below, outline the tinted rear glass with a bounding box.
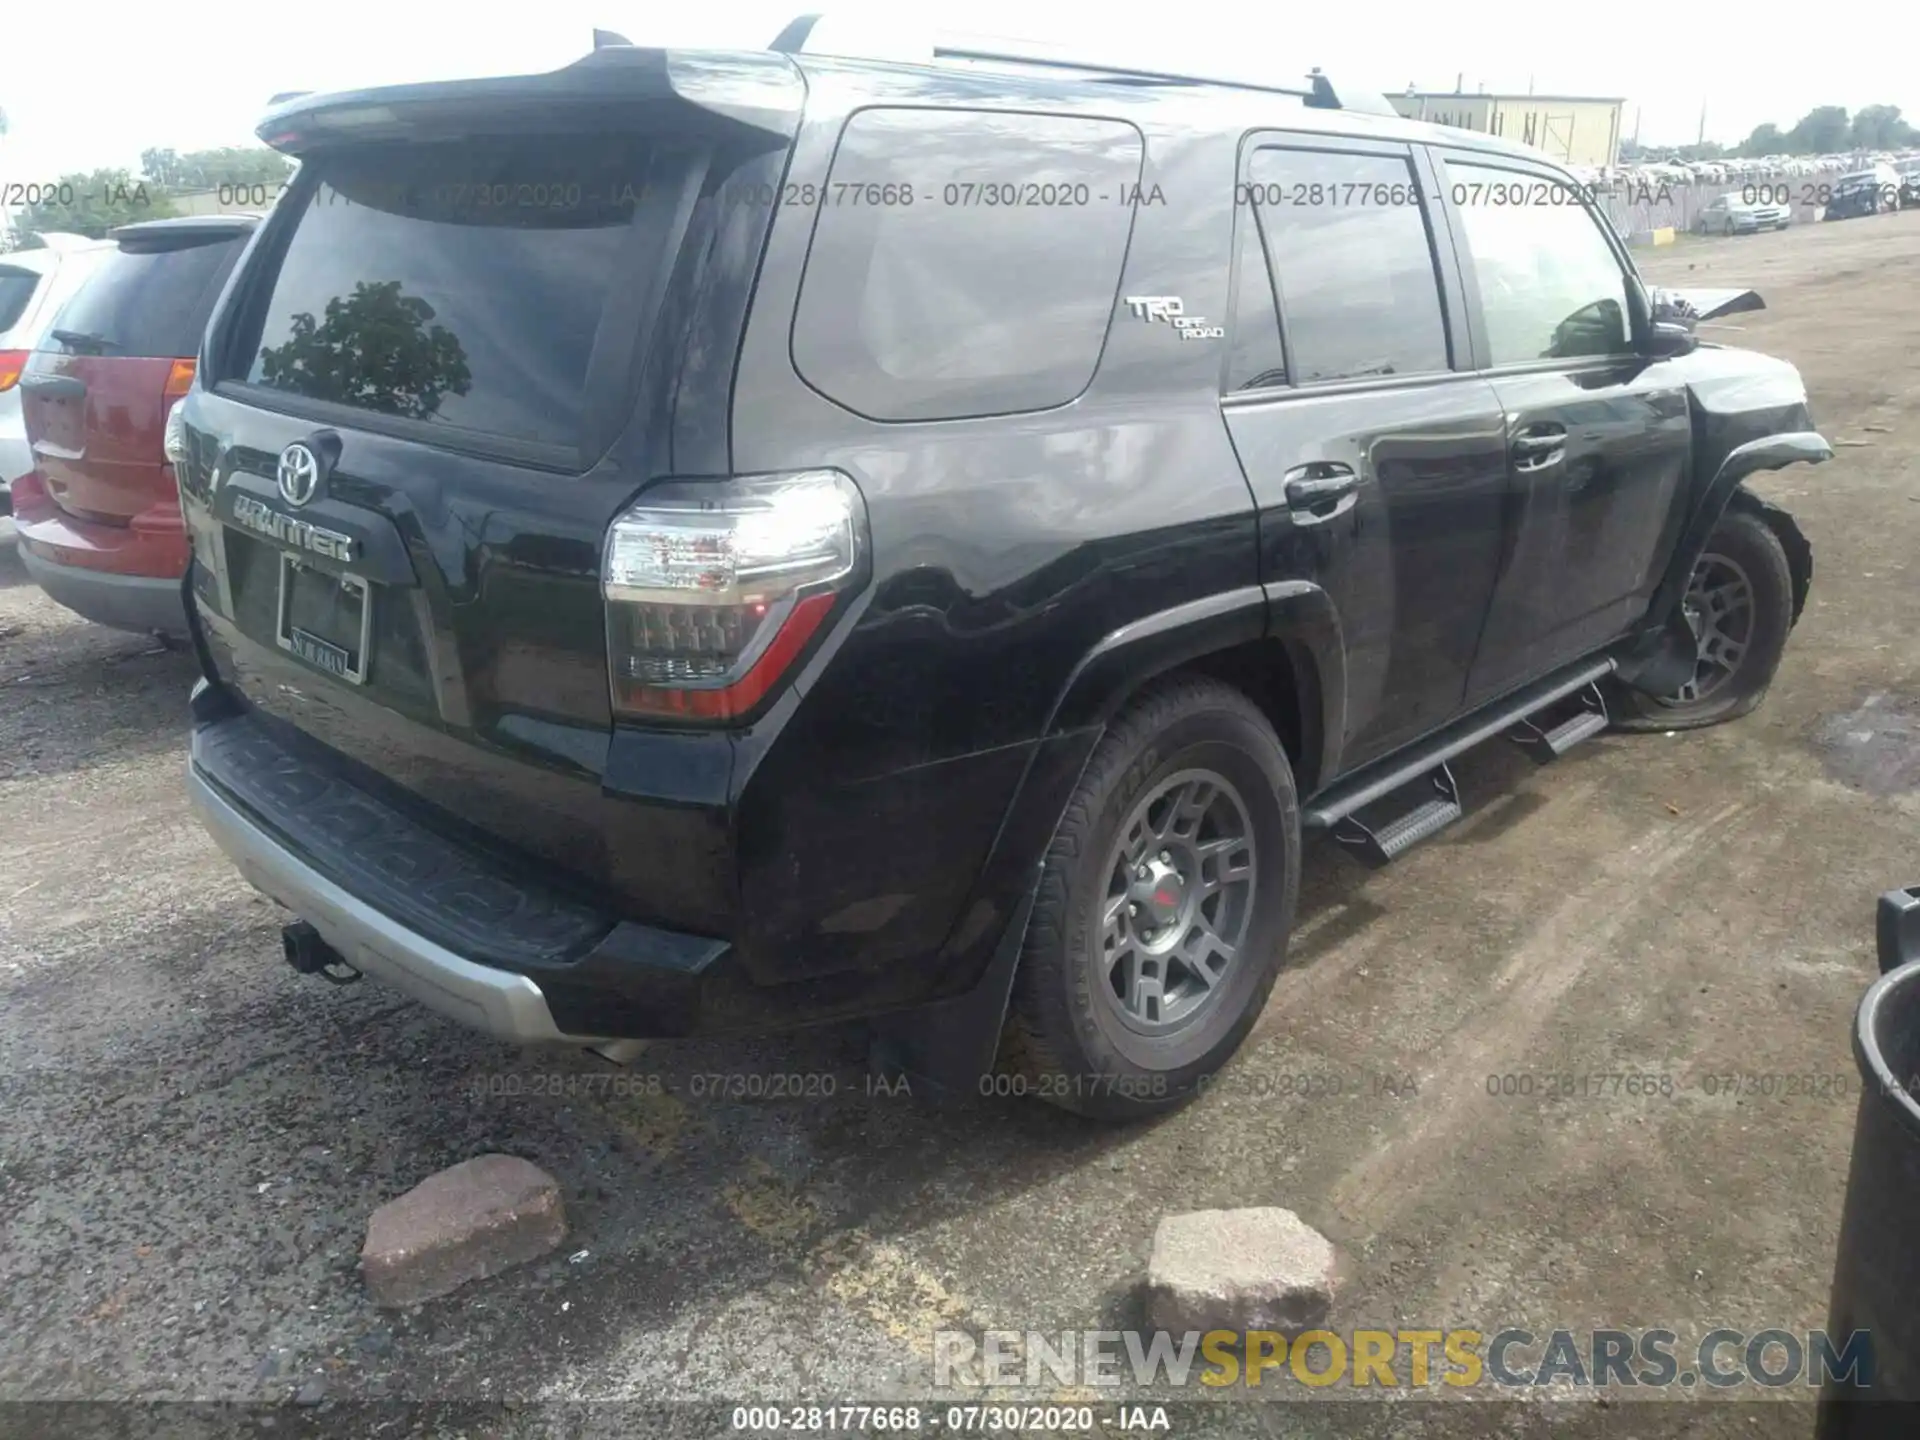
[0,268,41,334]
[791,109,1143,422]
[237,135,684,450]
[49,237,243,359]
[1245,148,1450,384]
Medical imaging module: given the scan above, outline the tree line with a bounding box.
[0,145,294,250]
[1623,103,1915,163]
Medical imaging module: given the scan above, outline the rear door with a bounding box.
[20,226,247,528]
[1222,137,1509,771]
[1434,151,1692,705]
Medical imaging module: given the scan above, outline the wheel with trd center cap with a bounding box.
[1001,674,1299,1119]
[1610,506,1795,732]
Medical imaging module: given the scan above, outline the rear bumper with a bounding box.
[186,694,737,1046]
[189,760,581,1043]
[18,543,188,636]
[12,477,190,634]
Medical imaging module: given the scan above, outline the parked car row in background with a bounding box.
[1571,148,1920,194]
[4,216,257,640]
[1,234,113,510]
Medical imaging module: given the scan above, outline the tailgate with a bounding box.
[179,51,800,928]
[23,230,244,525]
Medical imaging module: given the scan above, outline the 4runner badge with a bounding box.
[1124,295,1224,341]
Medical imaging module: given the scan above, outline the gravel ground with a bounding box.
[4,212,1920,1439]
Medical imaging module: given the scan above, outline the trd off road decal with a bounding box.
[1124,295,1224,341]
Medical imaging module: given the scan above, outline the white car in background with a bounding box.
[1,234,115,509]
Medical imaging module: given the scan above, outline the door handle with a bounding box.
[1284,464,1360,524]
[19,373,86,401]
[1511,422,1567,472]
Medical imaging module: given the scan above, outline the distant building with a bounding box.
[1391,91,1626,168]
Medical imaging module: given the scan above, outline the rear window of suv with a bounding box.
[43,234,244,359]
[230,135,694,454]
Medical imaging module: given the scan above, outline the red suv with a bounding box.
[13,217,256,638]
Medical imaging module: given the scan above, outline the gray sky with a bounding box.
[2,0,1913,178]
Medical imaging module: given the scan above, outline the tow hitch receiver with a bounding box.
[282,920,363,986]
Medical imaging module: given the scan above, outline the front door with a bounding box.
[1435,152,1694,705]
[1220,138,1510,775]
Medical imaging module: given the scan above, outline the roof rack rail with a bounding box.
[931,42,1313,101]
[768,14,1400,115]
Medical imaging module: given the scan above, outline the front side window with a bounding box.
[1445,159,1633,366]
[1244,148,1450,384]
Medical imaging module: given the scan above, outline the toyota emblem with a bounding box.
[277,443,321,508]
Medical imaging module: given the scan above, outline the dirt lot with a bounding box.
[3,213,1919,1438]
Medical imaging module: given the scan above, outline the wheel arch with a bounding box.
[1618,432,1825,694]
[1042,581,1346,796]
[1725,486,1812,627]
[1649,431,1826,633]
[870,585,1347,1096]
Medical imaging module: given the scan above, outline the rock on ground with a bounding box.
[1145,1207,1338,1334]
[361,1154,566,1307]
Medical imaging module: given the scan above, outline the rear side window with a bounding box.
[1244,148,1450,384]
[791,109,1143,422]
[1225,205,1287,391]
[1444,159,1631,366]
[0,267,41,334]
[43,237,242,359]
[233,134,694,452]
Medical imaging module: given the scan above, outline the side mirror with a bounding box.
[1645,320,1698,359]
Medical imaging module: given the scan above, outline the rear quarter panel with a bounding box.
[728,63,1261,998]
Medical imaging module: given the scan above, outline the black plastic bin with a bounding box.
[1818,910,1920,1436]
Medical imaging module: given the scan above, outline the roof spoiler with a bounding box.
[256,48,806,151]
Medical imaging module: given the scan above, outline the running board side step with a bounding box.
[1332,764,1461,867]
[1304,656,1617,864]
[1507,680,1610,763]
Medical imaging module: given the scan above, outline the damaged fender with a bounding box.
[1617,431,1829,694]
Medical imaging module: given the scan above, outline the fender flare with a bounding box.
[1043,585,1268,733]
[1646,431,1828,631]
[1617,431,1826,693]
[1041,581,1347,788]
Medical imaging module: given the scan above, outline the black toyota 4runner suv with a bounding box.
[175,26,1828,1120]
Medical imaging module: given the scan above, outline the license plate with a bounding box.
[275,552,372,685]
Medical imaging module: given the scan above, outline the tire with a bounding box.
[1610,507,1794,732]
[1001,674,1299,1120]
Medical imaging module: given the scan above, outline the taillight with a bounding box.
[602,470,867,723]
[162,357,196,406]
[0,350,26,394]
